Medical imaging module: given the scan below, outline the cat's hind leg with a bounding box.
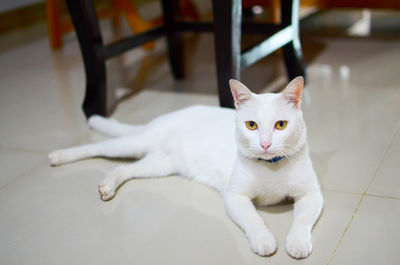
[48,134,149,166]
[88,115,144,137]
[98,152,177,200]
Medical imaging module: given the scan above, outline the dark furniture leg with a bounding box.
[66,0,107,117]
[66,0,306,117]
[281,0,306,81]
[161,0,184,79]
[212,0,242,108]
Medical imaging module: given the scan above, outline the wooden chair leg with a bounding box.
[161,0,184,79]
[181,0,199,19]
[270,0,281,23]
[212,0,242,108]
[66,0,107,118]
[281,0,306,81]
[111,0,157,50]
[111,11,122,28]
[46,0,63,49]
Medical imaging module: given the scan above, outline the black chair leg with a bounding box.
[161,0,184,79]
[281,0,306,81]
[66,0,107,118]
[212,0,242,108]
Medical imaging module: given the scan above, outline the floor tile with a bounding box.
[367,125,400,198]
[330,196,400,265]
[0,35,89,153]
[0,160,360,265]
[114,90,219,123]
[303,41,400,194]
[255,190,361,265]
[0,20,157,153]
[306,39,400,88]
[0,148,45,189]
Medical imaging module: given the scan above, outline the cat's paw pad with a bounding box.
[48,150,69,166]
[98,184,115,201]
[286,232,312,259]
[247,232,277,256]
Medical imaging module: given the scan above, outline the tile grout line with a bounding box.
[322,188,400,200]
[0,135,92,192]
[0,159,49,193]
[326,118,400,265]
[363,193,400,200]
[0,133,92,155]
[0,145,46,155]
[322,188,363,196]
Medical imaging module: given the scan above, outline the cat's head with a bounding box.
[230,77,306,161]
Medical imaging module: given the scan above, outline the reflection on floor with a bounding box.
[0,9,399,265]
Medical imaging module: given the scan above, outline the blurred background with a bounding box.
[0,1,399,265]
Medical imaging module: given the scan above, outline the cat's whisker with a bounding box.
[284,156,295,166]
[272,144,296,149]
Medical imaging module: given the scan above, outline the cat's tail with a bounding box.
[88,115,144,137]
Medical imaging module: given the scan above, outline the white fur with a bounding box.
[49,77,323,259]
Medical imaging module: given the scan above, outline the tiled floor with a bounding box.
[1,10,399,265]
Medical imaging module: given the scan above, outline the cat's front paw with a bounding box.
[48,150,69,166]
[247,231,277,256]
[98,184,115,201]
[286,231,312,259]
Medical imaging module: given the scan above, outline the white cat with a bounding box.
[49,77,323,259]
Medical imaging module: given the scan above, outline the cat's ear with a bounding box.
[282,76,304,109]
[229,79,252,109]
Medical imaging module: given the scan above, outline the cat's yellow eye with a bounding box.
[275,120,288,130]
[246,121,258,130]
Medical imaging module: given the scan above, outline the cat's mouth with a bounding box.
[258,151,281,160]
[245,145,287,160]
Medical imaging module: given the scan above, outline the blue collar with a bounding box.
[258,156,285,163]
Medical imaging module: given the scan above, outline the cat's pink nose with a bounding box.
[261,143,271,151]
